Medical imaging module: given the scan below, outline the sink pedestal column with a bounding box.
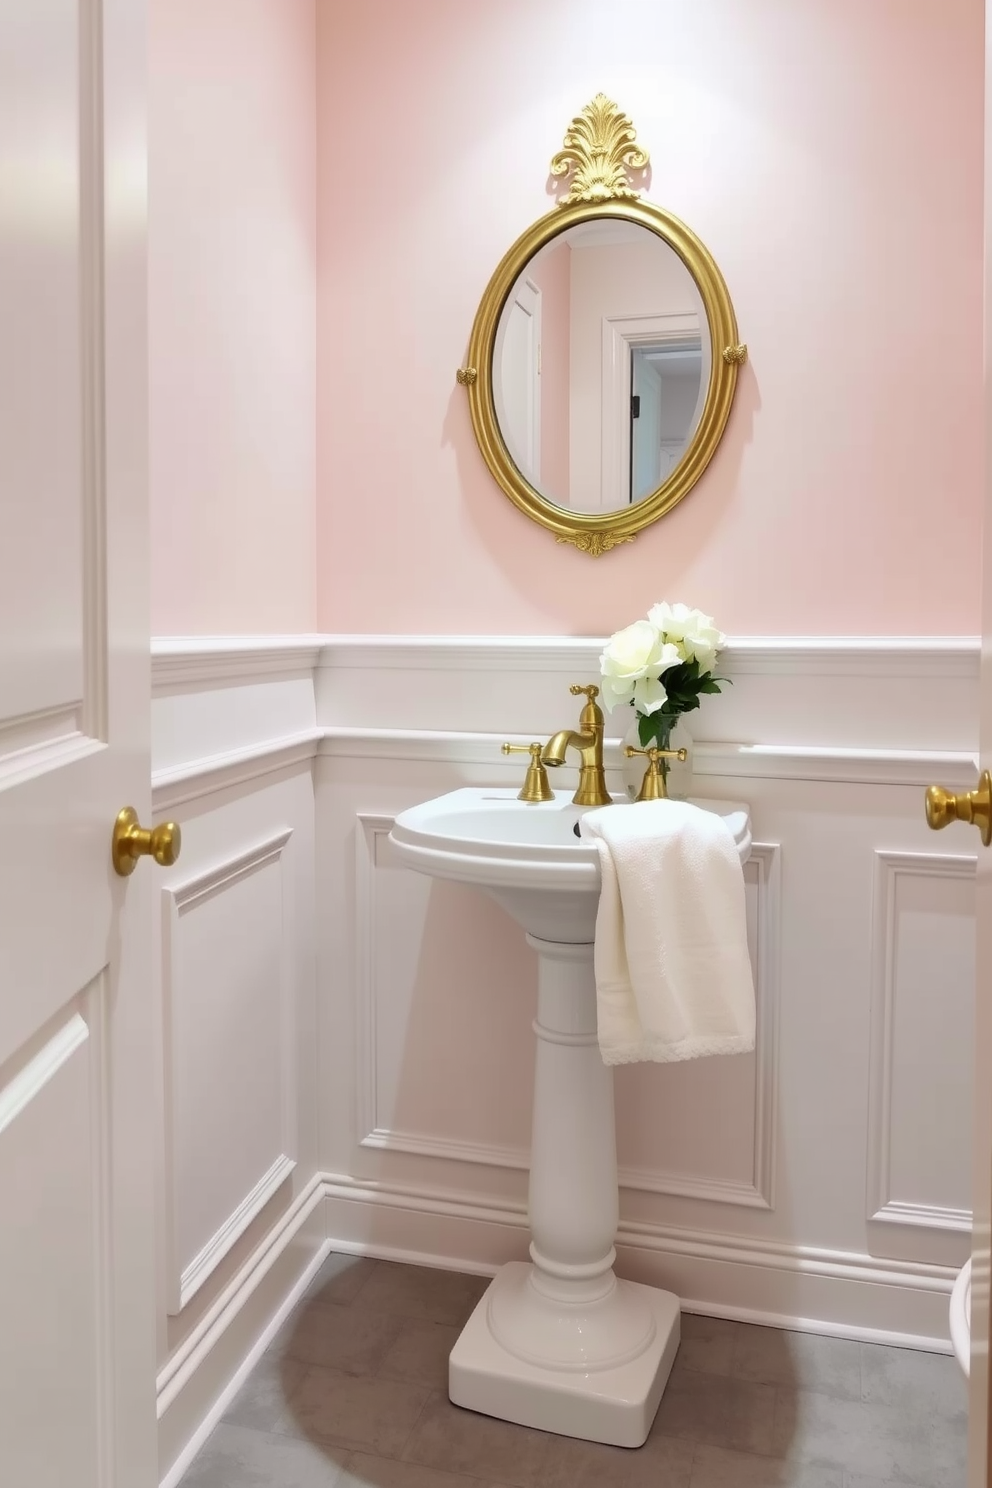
[449,936,680,1447]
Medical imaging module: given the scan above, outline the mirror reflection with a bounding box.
[492,220,711,513]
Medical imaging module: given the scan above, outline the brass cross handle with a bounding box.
[624,743,688,801]
[112,806,182,877]
[502,742,554,803]
[624,744,688,764]
[925,770,992,847]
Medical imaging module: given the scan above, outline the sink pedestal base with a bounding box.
[448,935,681,1447]
[450,1262,680,1447]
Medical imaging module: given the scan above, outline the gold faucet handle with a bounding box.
[624,744,688,763]
[623,743,688,802]
[569,682,604,728]
[502,742,554,803]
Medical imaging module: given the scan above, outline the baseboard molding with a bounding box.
[157,1166,958,1484]
[320,1172,956,1351]
[157,1175,326,1488]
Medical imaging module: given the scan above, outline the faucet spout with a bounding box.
[541,685,612,807]
[541,729,591,768]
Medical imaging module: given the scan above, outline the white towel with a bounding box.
[580,800,755,1065]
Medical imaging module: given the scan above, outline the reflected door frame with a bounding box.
[600,311,700,509]
[492,275,542,488]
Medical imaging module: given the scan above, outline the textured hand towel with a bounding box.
[580,800,755,1065]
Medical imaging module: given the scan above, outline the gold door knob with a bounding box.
[925,769,992,847]
[112,806,182,877]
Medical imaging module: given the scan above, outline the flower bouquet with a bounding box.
[599,602,729,786]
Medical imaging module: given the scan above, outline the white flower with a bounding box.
[599,621,680,711]
[631,674,669,715]
[647,601,725,675]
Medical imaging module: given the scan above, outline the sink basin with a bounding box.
[388,783,755,1445]
[390,787,752,941]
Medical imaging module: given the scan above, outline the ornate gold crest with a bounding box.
[550,94,650,208]
[556,531,636,558]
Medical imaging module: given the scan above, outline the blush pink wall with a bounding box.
[527,240,571,507]
[315,0,982,636]
[149,0,317,635]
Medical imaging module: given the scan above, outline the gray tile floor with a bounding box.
[181,1253,967,1488]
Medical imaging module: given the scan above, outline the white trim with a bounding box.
[178,1154,296,1312]
[315,633,980,678]
[867,849,976,1235]
[692,742,979,789]
[147,633,981,682]
[162,831,296,1315]
[152,636,325,691]
[322,1170,949,1282]
[674,1301,951,1355]
[601,311,701,508]
[156,1173,326,1413]
[152,729,321,812]
[872,1200,972,1234]
[318,1172,955,1341]
[354,814,390,1151]
[166,829,294,912]
[361,1128,528,1170]
[323,727,977,790]
[0,1014,89,1138]
[150,725,979,796]
[157,1184,328,1488]
[322,727,571,767]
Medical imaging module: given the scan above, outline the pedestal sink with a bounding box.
[389,787,751,1447]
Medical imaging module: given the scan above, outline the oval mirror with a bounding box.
[457,96,746,555]
[493,219,710,513]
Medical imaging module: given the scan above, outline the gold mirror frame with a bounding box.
[457,96,746,556]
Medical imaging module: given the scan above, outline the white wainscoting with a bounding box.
[312,633,979,1348]
[150,633,981,1483]
[867,850,976,1264]
[151,642,322,1486]
[161,828,297,1314]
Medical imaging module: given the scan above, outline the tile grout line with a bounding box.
[392,1379,437,1465]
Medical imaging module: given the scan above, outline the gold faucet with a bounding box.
[541,684,612,807]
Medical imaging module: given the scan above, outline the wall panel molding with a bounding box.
[867,849,976,1238]
[618,842,780,1210]
[162,829,296,1315]
[178,1153,296,1313]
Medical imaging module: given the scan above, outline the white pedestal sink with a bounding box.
[389,787,751,1447]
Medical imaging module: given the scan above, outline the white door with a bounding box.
[630,348,662,502]
[493,276,541,486]
[956,21,992,1478]
[0,3,159,1485]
